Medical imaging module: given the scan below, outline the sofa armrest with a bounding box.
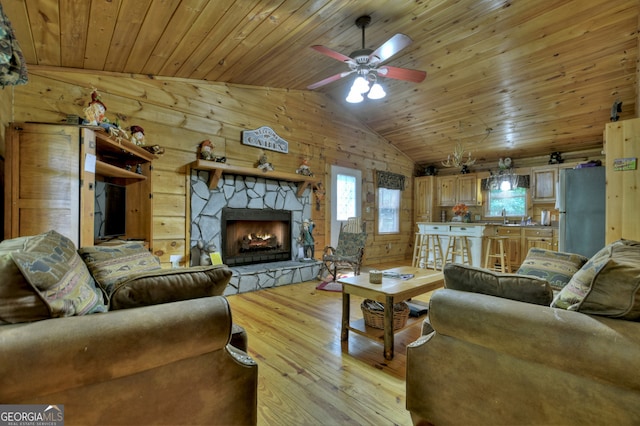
[0,296,238,401]
[426,289,640,391]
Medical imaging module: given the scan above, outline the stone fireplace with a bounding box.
[221,208,292,266]
[190,171,320,294]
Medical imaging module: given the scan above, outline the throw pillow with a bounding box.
[551,240,640,319]
[444,263,554,306]
[517,248,588,291]
[109,265,233,310]
[0,250,51,324]
[78,242,162,296]
[10,230,108,317]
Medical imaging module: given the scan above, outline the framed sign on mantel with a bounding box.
[241,126,289,153]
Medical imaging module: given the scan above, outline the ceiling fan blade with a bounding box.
[369,34,413,63]
[377,66,427,83]
[311,45,354,64]
[307,70,355,90]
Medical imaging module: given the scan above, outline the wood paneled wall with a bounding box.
[4,68,416,266]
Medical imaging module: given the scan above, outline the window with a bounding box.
[336,173,357,221]
[486,187,527,217]
[377,187,400,233]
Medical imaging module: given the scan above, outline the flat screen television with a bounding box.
[94,181,127,240]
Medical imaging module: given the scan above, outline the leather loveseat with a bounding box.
[406,239,640,425]
[0,230,257,425]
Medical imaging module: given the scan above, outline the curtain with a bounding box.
[481,174,530,191]
[376,171,406,191]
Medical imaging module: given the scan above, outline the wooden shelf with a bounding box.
[93,128,157,162]
[95,160,147,180]
[191,159,317,196]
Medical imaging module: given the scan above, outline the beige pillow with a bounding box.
[110,265,233,310]
[552,239,640,319]
[444,263,554,306]
[517,248,588,291]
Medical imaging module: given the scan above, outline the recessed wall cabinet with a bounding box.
[4,123,155,248]
[437,174,480,206]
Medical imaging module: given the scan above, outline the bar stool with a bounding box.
[444,235,472,266]
[412,233,444,270]
[484,236,511,273]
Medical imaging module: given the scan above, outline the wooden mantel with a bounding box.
[191,159,317,196]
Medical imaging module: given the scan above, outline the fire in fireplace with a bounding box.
[221,208,292,266]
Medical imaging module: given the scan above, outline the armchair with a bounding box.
[319,218,367,281]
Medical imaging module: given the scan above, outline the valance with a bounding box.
[481,174,530,191]
[377,171,406,191]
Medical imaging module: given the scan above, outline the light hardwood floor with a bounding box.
[226,263,437,426]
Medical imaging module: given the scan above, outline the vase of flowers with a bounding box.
[452,203,469,222]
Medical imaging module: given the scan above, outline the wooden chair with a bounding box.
[319,218,367,281]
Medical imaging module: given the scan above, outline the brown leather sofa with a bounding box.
[0,231,257,425]
[1,297,258,425]
[406,240,640,425]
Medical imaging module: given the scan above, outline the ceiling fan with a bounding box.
[307,15,427,94]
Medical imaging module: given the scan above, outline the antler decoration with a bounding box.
[442,142,476,168]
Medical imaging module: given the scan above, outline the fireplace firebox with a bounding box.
[221,208,292,266]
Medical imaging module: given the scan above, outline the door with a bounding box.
[330,166,361,246]
[5,124,81,246]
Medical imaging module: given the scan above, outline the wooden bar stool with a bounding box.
[484,236,511,273]
[444,235,472,266]
[412,233,443,270]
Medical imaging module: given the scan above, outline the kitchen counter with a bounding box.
[417,222,557,229]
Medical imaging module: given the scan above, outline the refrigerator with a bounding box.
[557,166,605,258]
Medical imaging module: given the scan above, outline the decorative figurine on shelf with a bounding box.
[198,140,225,162]
[199,139,215,160]
[548,151,564,164]
[143,144,165,155]
[313,182,325,211]
[296,159,314,176]
[298,219,315,259]
[83,88,107,126]
[135,164,142,174]
[256,154,274,172]
[130,125,146,146]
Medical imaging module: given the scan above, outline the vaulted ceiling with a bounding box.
[3,0,638,169]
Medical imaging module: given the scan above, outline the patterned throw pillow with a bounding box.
[11,230,107,317]
[78,243,162,296]
[551,240,640,319]
[517,248,589,291]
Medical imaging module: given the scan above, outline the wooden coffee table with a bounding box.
[338,266,444,360]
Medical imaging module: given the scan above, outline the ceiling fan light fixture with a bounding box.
[352,76,370,93]
[367,83,386,99]
[346,89,364,103]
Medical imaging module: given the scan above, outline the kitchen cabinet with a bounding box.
[414,176,436,226]
[495,226,523,268]
[523,227,554,256]
[4,123,155,248]
[531,166,557,202]
[437,174,479,206]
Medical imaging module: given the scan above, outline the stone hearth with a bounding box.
[190,170,318,294]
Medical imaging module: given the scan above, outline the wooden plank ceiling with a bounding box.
[3,0,638,170]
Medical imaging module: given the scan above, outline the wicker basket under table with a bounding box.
[361,299,409,330]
